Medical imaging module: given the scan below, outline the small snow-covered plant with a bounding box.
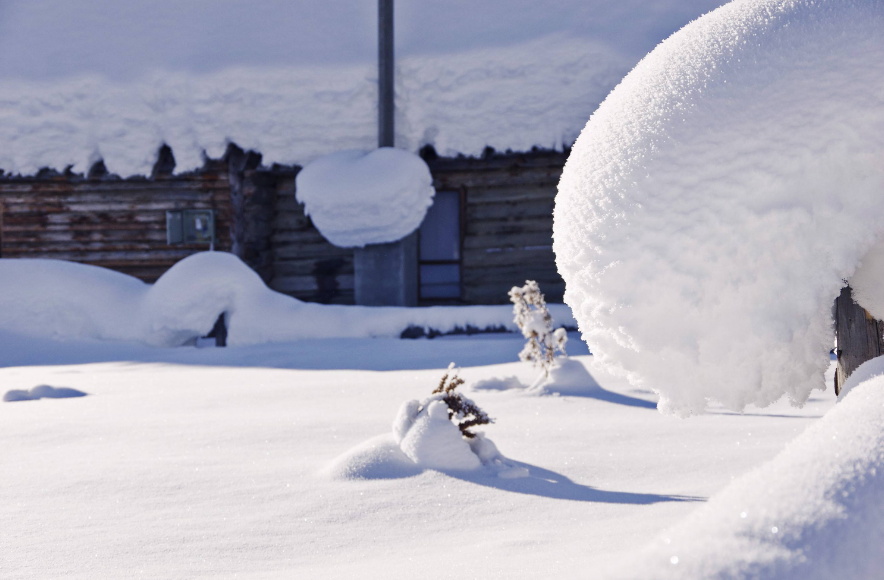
[509,280,567,375]
[419,363,493,438]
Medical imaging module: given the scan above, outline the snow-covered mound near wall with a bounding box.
[295,148,434,248]
[609,375,884,580]
[554,0,884,415]
[0,254,575,347]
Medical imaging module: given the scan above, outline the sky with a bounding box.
[0,0,728,81]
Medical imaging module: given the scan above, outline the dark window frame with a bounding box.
[417,187,466,303]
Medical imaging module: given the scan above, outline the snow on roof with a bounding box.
[295,148,434,248]
[554,0,884,415]
[608,374,884,579]
[0,0,729,177]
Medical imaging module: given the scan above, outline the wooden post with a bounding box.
[378,0,394,148]
[834,286,884,394]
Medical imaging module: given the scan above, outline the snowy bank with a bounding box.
[295,148,434,248]
[555,0,884,414]
[0,254,575,347]
[610,373,884,580]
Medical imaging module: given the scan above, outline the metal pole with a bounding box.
[378,0,394,148]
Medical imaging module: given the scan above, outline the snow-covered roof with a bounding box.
[295,148,435,248]
[554,0,884,415]
[0,0,728,176]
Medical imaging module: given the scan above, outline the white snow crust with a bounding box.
[0,341,833,578]
[295,148,435,248]
[0,253,574,347]
[0,0,733,177]
[610,374,884,580]
[554,0,884,415]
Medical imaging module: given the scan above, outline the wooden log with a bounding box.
[834,286,884,395]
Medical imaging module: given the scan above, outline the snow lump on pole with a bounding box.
[553,0,884,415]
[295,148,435,248]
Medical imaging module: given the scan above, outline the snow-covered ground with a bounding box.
[0,330,835,579]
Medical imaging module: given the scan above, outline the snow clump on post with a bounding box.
[295,147,435,248]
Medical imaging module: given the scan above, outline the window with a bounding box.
[418,190,462,300]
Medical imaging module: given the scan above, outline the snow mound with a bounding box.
[295,148,435,248]
[837,355,884,401]
[530,357,603,397]
[322,434,422,480]
[329,387,528,479]
[399,400,483,471]
[554,0,884,414]
[610,374,884,580]
[472,376,527,392]
[3,385,88,402]
[0,253,576,347]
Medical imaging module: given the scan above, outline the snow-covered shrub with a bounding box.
[422,363,492,439]
[509,280,567,375]
[554,0,884,415]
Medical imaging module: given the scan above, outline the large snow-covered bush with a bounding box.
[295,148,435,248]
[554,0,884,415]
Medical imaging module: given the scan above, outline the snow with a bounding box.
[0,253,575,348]
[0,333,836,578]
[295,148,435,248]
[3,384,88,402]
[398,400,483,471]
[554,0,884,415]
[607,371,884,580]
[0,1,731,176]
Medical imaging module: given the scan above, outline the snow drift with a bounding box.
[295,148,435,248]
[609,373,884,580]
[0,253,575,347]
[554,0,884,415]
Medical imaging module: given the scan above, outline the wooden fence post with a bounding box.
[834,286,884,394]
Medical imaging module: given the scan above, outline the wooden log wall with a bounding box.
[0,148,567,307]
[427,150,567,304]
[0,165,232,283]
[268,171,355,304]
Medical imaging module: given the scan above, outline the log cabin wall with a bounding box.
[0,162,233,282]
[426,149,567,305]
[266,168,355,304]
[0,148,567,306]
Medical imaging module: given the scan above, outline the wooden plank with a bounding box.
[463,232,554,251]
[834,286,884,394]
[466,198,555,220]
[271,274,355,294]
[273,259,354,277]
[433,167,562,189]
[427,152,567,173]
[462,247,555,269]
[2,230,176,243]
[0,189,231,205]
[0,248,215,261]
[464,184,557,204]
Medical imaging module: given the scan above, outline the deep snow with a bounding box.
[295,148,435,248]
[607,371,884,580]
[0,334,835,579]
[554,0,884,415]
